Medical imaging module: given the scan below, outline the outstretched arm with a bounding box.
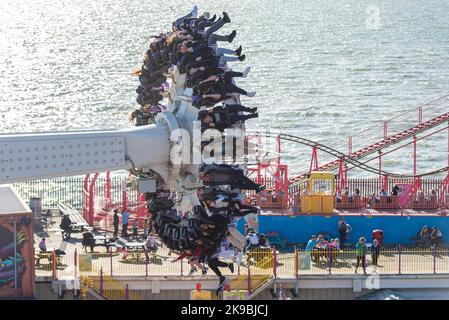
[202,93,222,100]
[199,75,218,84]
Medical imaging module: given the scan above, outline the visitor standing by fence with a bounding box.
[113,209,119,240]
[355,237,367,275]
[338,217,351,248]
[121,208,131,238]
[371,238,380,268]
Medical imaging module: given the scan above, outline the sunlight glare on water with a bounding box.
[1,0,449,176]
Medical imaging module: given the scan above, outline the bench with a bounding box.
[412,195,438,210]
[370,196,400,210]
[35,251,63,269]
[335,195,362,210]
[58,203,92,239]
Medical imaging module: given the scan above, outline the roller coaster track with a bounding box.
[247,131,449,181]
[281,94,449,183]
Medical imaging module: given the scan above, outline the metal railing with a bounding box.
[14,176,130,209]
[35,246,449,298]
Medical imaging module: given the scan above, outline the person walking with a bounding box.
[355,237,368,275]
[121,208,131,238]
[113,209,119,240]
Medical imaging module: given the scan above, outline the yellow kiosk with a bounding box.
[300,171,335,214]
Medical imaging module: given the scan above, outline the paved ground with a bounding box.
[34,216,449,280]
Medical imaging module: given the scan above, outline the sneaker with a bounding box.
[246,91,256,97]
[242,66,251,78]
[216,284,224,296]
[228,263,234,274]
[201,12,210,20]
[222,12,231,23]
[229,30,237,43]
[202,267,208,275]
[235,45,242,56]
[256,185,265,193]
[238,54,246,62]
[188,268,197,276]
[209,14,216,22]
[250,106,257,112]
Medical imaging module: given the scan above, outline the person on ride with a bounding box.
[258,234,270,248]
[245,229,259,251]
[199,163,265,192]
[199,103,258,132]
[197,74,256,99]
[186,65,249,88]
[188,255,208,276]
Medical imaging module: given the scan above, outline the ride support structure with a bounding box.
[245,94,449,213]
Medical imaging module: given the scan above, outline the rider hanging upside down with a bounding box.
[199,163,265,193]
[199,103,258,132]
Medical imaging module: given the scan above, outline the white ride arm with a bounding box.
[0,123,170,184]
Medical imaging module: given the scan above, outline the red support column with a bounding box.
[99,267,104,296]
[105,171,111,201]
[247,265,252,295]
[122,182,127,211]
[343,163,348,189]
[275,135,281,193]
[413,135,420,193]
[125,284,129,300]
[309,147,319,175]
[337,159,343,195]
[378,150,383,191]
